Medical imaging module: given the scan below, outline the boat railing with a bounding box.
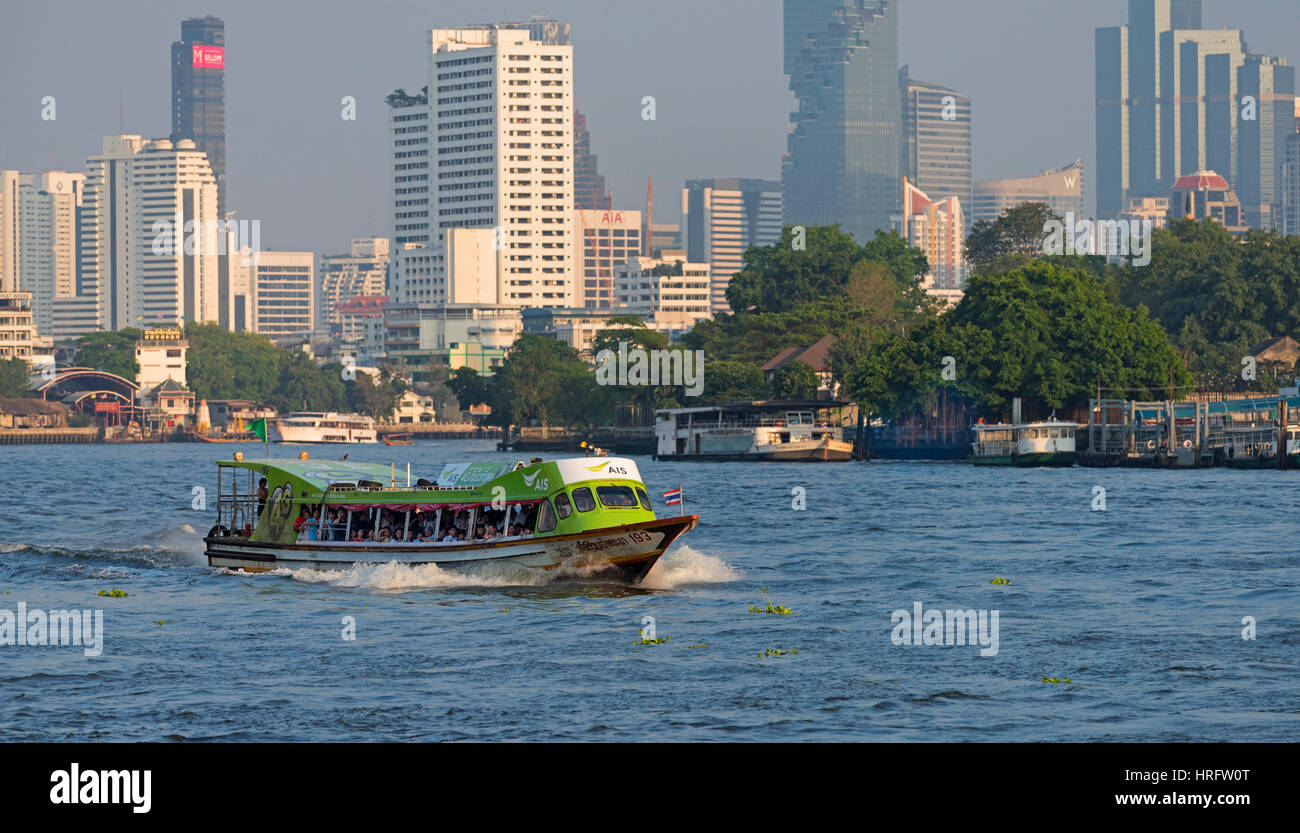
[216,496,260,533]
[974,440,1018,456]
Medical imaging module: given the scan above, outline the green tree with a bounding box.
[965,202,1062,275]
[0,357,30,397]
[448,367,490,411]
[271,351,346,413]
[487,334,608,427]
[699,360,768,403]
[185,323,280,401]
[844,261,1190,418]
[75,329,141,380]
[770,360,819,400]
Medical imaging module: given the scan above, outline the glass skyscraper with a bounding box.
[171,16,226,215]
[1236,56,1296,230]
[783,0,900,245]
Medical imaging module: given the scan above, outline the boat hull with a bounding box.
[972,452,1076,467]
[204,515,698,584]
[756,439,855,461]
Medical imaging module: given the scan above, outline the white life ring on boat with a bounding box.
[1183,439,1192,449]
[1146,439,1156,450]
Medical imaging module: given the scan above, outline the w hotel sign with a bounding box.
[192,45,224,69]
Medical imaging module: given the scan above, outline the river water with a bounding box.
[0,440,1295,741]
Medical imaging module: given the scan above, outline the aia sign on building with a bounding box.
[192,45,225,69]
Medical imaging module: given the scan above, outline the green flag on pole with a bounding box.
[250,418,268,443]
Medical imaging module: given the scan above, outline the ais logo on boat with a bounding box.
[586,463,629,475]
[522,470,550,492]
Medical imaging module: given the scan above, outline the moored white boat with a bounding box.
[276,412,377,444]
[970,420,1077,466]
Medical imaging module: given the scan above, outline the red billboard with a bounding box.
[192,45,225,69]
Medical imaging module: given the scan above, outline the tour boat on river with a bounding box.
[203,454,697,583]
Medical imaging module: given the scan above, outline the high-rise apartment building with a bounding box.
[319,237,390,329]
[682,179,782,313]
[81,136,221,331]
[900,178,966,290]
[575,208,641,309]
[784,0,900,244]
[425,25,576,307]
[900,67,972,228]
[972,159,1086,225]
[388,94,431,249]
[171,16,226,215]
[15,172,84,338]
[252,251,315,338]
[0,172,19,293]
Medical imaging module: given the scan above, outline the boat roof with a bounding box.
[215,456,644,494]
[656,399,849,416]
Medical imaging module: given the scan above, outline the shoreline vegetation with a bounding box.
[5,209,1298,442]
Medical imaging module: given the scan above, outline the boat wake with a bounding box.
[641,545,741,589]
[270,560,551,590]
[244,545,740,592]
[0,523,208,570]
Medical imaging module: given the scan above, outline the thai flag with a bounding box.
[663,487,682,506]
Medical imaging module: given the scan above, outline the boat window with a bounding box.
[635,487,651,511]
[554,492,572,520]
[572,487,596,512]
[536,499,557,533]
[596,485,638,508]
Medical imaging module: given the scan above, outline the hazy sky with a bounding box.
[2,1,1297,253]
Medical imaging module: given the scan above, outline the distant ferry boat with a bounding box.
[970,420,1077,466]
[276,412,377,444]
[655,401,855,461]
[202,455,696,583]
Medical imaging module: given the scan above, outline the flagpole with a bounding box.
[680,484,684,517]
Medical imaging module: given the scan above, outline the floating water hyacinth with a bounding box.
[97,589,128,598]
[759,647,797,657]
[990,576,1012,585]
[689,643,708,649]
[750,587,795,615]
[633,635,670,646]
[154,620,172,626]
[1041,677,1073,684]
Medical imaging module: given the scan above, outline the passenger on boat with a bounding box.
[256,479,269,516]
[377,528,393,543]
[295,514,319,542]
[441,527,460,542]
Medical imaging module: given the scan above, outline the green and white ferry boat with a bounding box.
[970,420,1077,467]
[203,453,697,583]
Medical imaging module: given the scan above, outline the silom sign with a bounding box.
[192,45,225,69]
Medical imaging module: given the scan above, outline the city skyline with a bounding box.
[1,0,1298,256]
